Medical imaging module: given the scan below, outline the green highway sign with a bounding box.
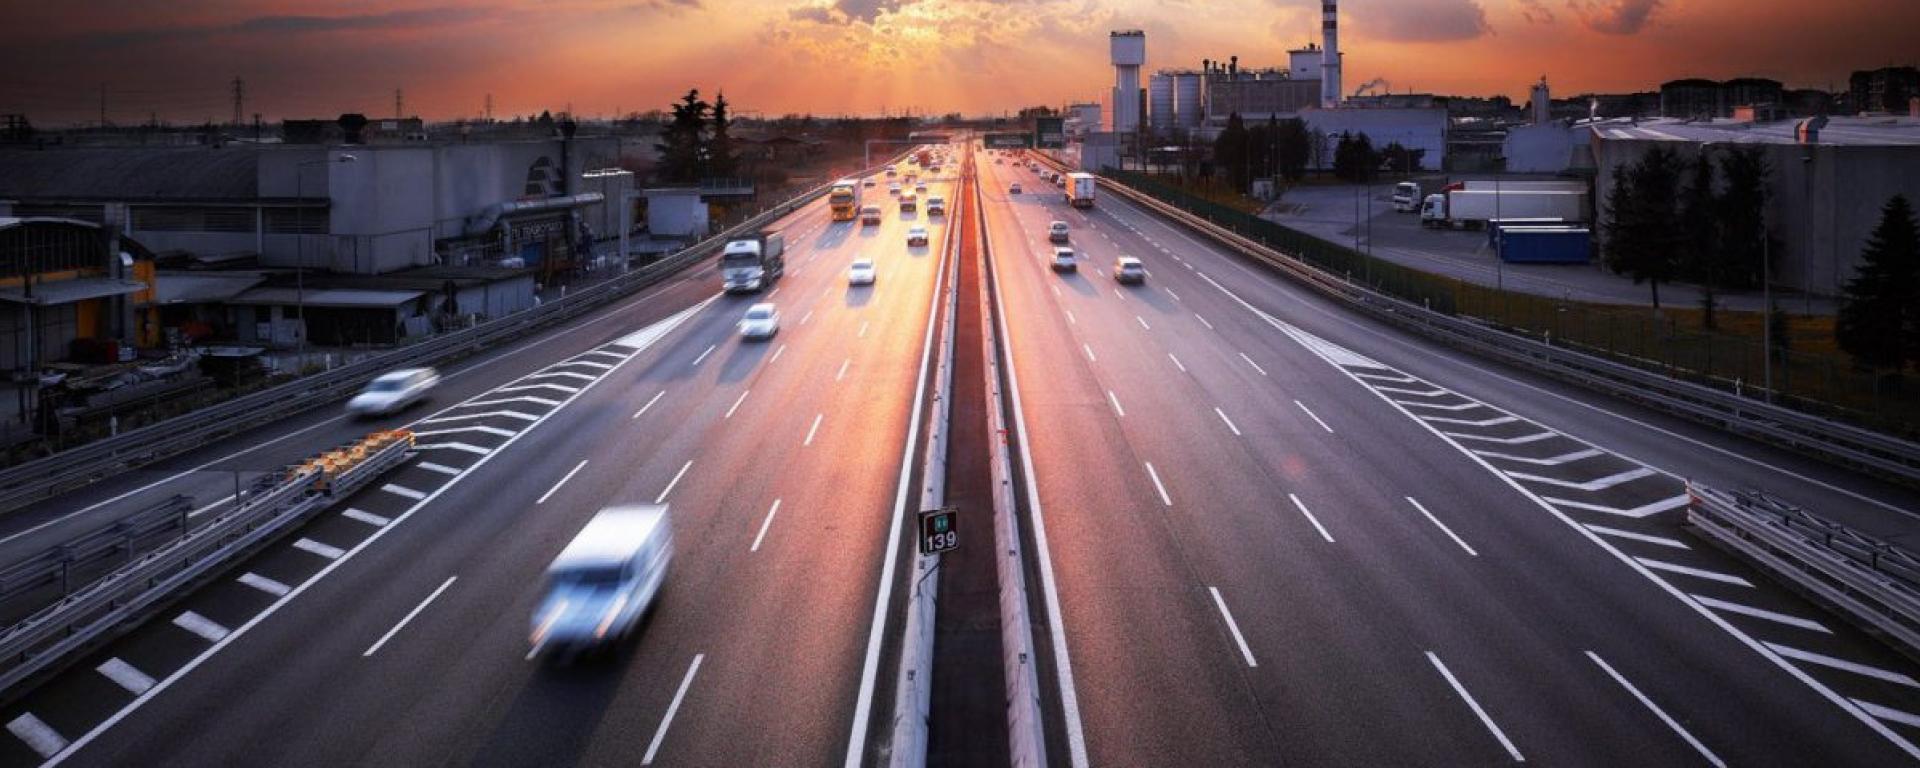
[984,132,1033,149]
[1034,117,1065,148]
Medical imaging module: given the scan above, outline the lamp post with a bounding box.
[294,153,356,370]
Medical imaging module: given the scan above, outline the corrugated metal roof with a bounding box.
[0,147,260,201]
[226,287,422,308]
[1594,116,1920,146]
[149,272,266,304]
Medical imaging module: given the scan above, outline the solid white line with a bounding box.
[1856,698,1920,728]
[172,611,230,643]
[1422,414,1518,427]
[1587,651,1724,767]
[342,508,390,527]
[497,382,579,395]
[1144,462,1173,507]
[654,460,693,504]
[1208,587,1258,667]
[1288,493,1335,543]
[363,575,458,657]
[1195,313,1214,330]
[1544,494,1691,518]
[1168,353,1187,373]
[1083,343,1097,362]
[411,424,515,439]
[1767,642,1920,687]
[771,344,786,363]
[565,360,615,370]
[536,460,590,505]
[1693,595,1831,634]
[1239,352,1268,376]
[1427,651,1524,762]
[1294,400,1334,434]
[529,370,597,383]
[1106,390,1126,418]
[1065,309,1077,325]
[1584,524,1689,549]
[632,390,666,420]
[643,653,705,765]
[7,714,67,759]
[1214,407,1242,436]
[237,572,292,596]
[804,413,824,446]
[1136,315,1151,330]
[837,359,851,381]
[381,483,427,501]
[691,344,717,367]
[293,537,346,560]
[416,461,462,476]
[1472,447,1604,465]
[1506,467,1655,491]
[752,499,781,553]
[1405,497,1479,556]
[725,390,751,419]
[1446,431,1558,445]
[96,658,157,695]
[1635,558,1753,587]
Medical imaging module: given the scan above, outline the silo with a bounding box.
[1174,72,1205,130]
[1149,72,1177,137]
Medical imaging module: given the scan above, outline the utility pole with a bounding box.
[98,83,107,128]
[231,76,245,127]
[395,88,403,119]
[485,93,494,123]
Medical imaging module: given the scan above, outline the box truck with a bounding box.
[719,231,785,293]
[530,505,673,656]
[1066,173,1097,208]
[1422,190,1585,229]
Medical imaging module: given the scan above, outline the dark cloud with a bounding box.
[788,5,839,23]
[785,0,916,25]
[1349,0,1491,42]
[1570,0,1662,34]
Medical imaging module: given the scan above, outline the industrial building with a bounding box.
[1849,66,1920,115]
[1659,77,1785,119]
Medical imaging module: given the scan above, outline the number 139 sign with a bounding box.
[920,507,958,555]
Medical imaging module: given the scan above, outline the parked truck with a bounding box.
[1421,189,1586,230]
[1392,182,1421,212]
[1066,172,1097,208]
[719,230,786,293]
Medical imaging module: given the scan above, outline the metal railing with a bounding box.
[0,495,193,627]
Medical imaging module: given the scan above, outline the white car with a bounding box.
[346,367,438,416]
[848,258,877,285]
[907,226,930,247]
[739,303,780,340]
[889,182,902,195]
[1114,256,1146,284]
[914,183,927,195]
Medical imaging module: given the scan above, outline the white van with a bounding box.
[530,505,673,656]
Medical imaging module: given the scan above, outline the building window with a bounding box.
[131,206,256,233]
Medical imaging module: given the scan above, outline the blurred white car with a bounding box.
[849,258,877,285]
[530,505,672,656]
[346,367,438,416]
[889,182,902,195]
[739,303,780,340]
[1114,256,1147,284]
[906,226,930,247]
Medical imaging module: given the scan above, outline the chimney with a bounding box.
[337,113,368,144]
[1321,0,1342,108]
[1229,55,1238,78]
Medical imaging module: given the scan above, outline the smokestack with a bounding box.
[1321,0,1342,108]
[1531,77,1552,125]
[1110,30,1146,133]
[1230,55,1239,78]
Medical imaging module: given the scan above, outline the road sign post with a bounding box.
[919,506,958,555]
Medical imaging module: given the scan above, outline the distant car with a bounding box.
[885,166,898,177]
[861,205,883,226]
[1051,247,1077,272]
[900,193,917,213]
[1048,220,1070,244]
[907,226,930,247]
[530,505,672,657]
[1010,182,1022,195]
[914,182,927,195]
[346,367,438,416]
[739,303,780,340]
[848,258,877,285]
[1114,256,1146,284]
[889,182,902,195]
[995,158,1004,164]
[863,178,876,188]
[926,196,946,216]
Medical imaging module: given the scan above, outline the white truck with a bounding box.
[1066,172,1096,208]
[530,505,673,656]
[1392,182,1421,212]
[1421,189,1586,230]
[719,230,786,293]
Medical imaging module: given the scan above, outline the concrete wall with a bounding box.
[1504,122,1594,173]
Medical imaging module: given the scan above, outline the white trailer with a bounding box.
[1422,189,1586,229]
[1066,173,1097,208]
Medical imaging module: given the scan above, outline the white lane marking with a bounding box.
[1584,524,1689,549]
[1634,558,1752,587]
[1238,352,1268,377]
[1472,447,1604,465]
[1399,400,1486,412]
[1106,390,1126,418]
[691,344,717,367]
[1052,284,1062,297]
[581,349,628,360]
[1214,407,1242,436]
[1587,651,1724,768]
[1113,288,1127,301]
[771,344,787,363]
[752,499,782,553]
[644,654,706,765]
[293,537,346,560]
[859,321,870,338]
[1407,497,1479,556]
[1506,467,1656,492]
[1421,415,1519,427]
[804,413,825,446]
[1136,315,1151,330]
[725,390,751,419]
[1168,353,1188,373]
[1294,400,1334,434]
[566,360,615,371]
[1065,309,1077,325]
[1767,643,1920,687]
[529,370,597,383]
[1541,494,1691,519]
[417,461,462,477]
[96,658,157,695]
[1353,371,1419,383]
[768,286,781,298]
[1289,493,1335,543]
[1445,431,1558,445]
[633,389,667,420]
[1144,462,1173,507]
[801,309,815,325]
[363,575,458,657]
[654,460,693,504]
[172,611,230,643]
[7,714,67,759]
[837,359,851,382]
[237,572,292,596]
[381,483,427,501]
[1375,385,1449,397]
[411,424,516,439]
[342,508,391,527]
[497,382,579,395]
[1693,596,1831,634]
[1165,287,1181,301]
[1426,651,1524,762]
[1083,343,1097,362]
[536,460,590,505]
[188,494,236,519]
[1856,699,1920,728]
[1208,587,1258,668]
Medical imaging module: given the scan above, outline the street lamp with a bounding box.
[294,153,356,369]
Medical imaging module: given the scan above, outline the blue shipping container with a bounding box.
[1496,227,1591,264]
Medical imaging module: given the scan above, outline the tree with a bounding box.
[708,91,739,178]
[1380,141,1425,174]
[1275,118,1310,181]
[1332,131,1379,183]
[1836,194,1920,372]
[1677,151,1721,327]
[1716,145,1771,290]
[654,89,710,183]
[1601,147,1687,308]
[1213,113,1250,191]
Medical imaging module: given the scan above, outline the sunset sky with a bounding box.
[2,0,1915,125]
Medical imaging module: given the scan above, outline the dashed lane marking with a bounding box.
[381,483,427,501]
[416,461,462,477]
[237,572,293,596]
[292,538,346,560]
[172,611,230,643]
[95,659,156,695]
[7,715,67,759]
[342,508,391,526]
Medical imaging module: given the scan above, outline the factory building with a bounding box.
[1659,77,1784,119]
[1849,66,1920,114]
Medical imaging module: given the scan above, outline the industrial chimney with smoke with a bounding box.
[1320,1,1342,108]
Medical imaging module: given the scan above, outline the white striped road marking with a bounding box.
[1398,400,1484,412]
[1106,390,1126,418]
[416,461,462,476]
[1083,344,1097,362]
[633,390,666,420]
[771,344,786,363]
[238,572,292,596]
[1473,447,1604,465]
[1541,494,1690,519]
[1427,652,1524,762]
[1446,431,1558,445]
[725,390,751,419]
[655,460,693,504]
[1353,372,1419,383]
[1295,400,1334,434]
[382,483,427,501]
[1856,699,1920,728]
[691,344,717,367]
[412,425,516,439]
[343,508,391,526]
[1421,415,1518,428]
[1065,310,1077,325]
[581,349,628,360]
[804,413,825,446]
[1407,497,1478,556]
[1208,587,1258,667]
[837,359,851,382]
[1214,407,1242,436]
[567,360,615,370]
[1144,462,1172,507]
[1289,493,1335,543]
[1635,558,1752,587]
[7,714,67,759]
[1238,353,1267,376]
[420,410,539,424]
[1767,643,1920,687]
[529,370,597,383]
[293,538,346,560]
[173,611,230,642]
[363,576,458,657]
[417,442,492,456]
[537,460,590,505]
[1168,353,1187,373]
[1374,386,1449,397]
[752,499,782,553]
[614,299,714,349]
[97,658,157,694]
[1506,467,1656,492]
[1587,652,1725,768]
[1584,524,1689,549]
[1694,596,1830,634]
[496,382,580,395]
[644,654,706,765]
[1136,315,1151,330]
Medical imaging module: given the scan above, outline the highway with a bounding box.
[0,158,956,766]
[978,151,1920,766]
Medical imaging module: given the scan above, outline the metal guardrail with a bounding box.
[1687,483,1920,660]
[1079,167,1920,487]
[0,155,915,517]
[0,495,193,626]
[0,431,414,697]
